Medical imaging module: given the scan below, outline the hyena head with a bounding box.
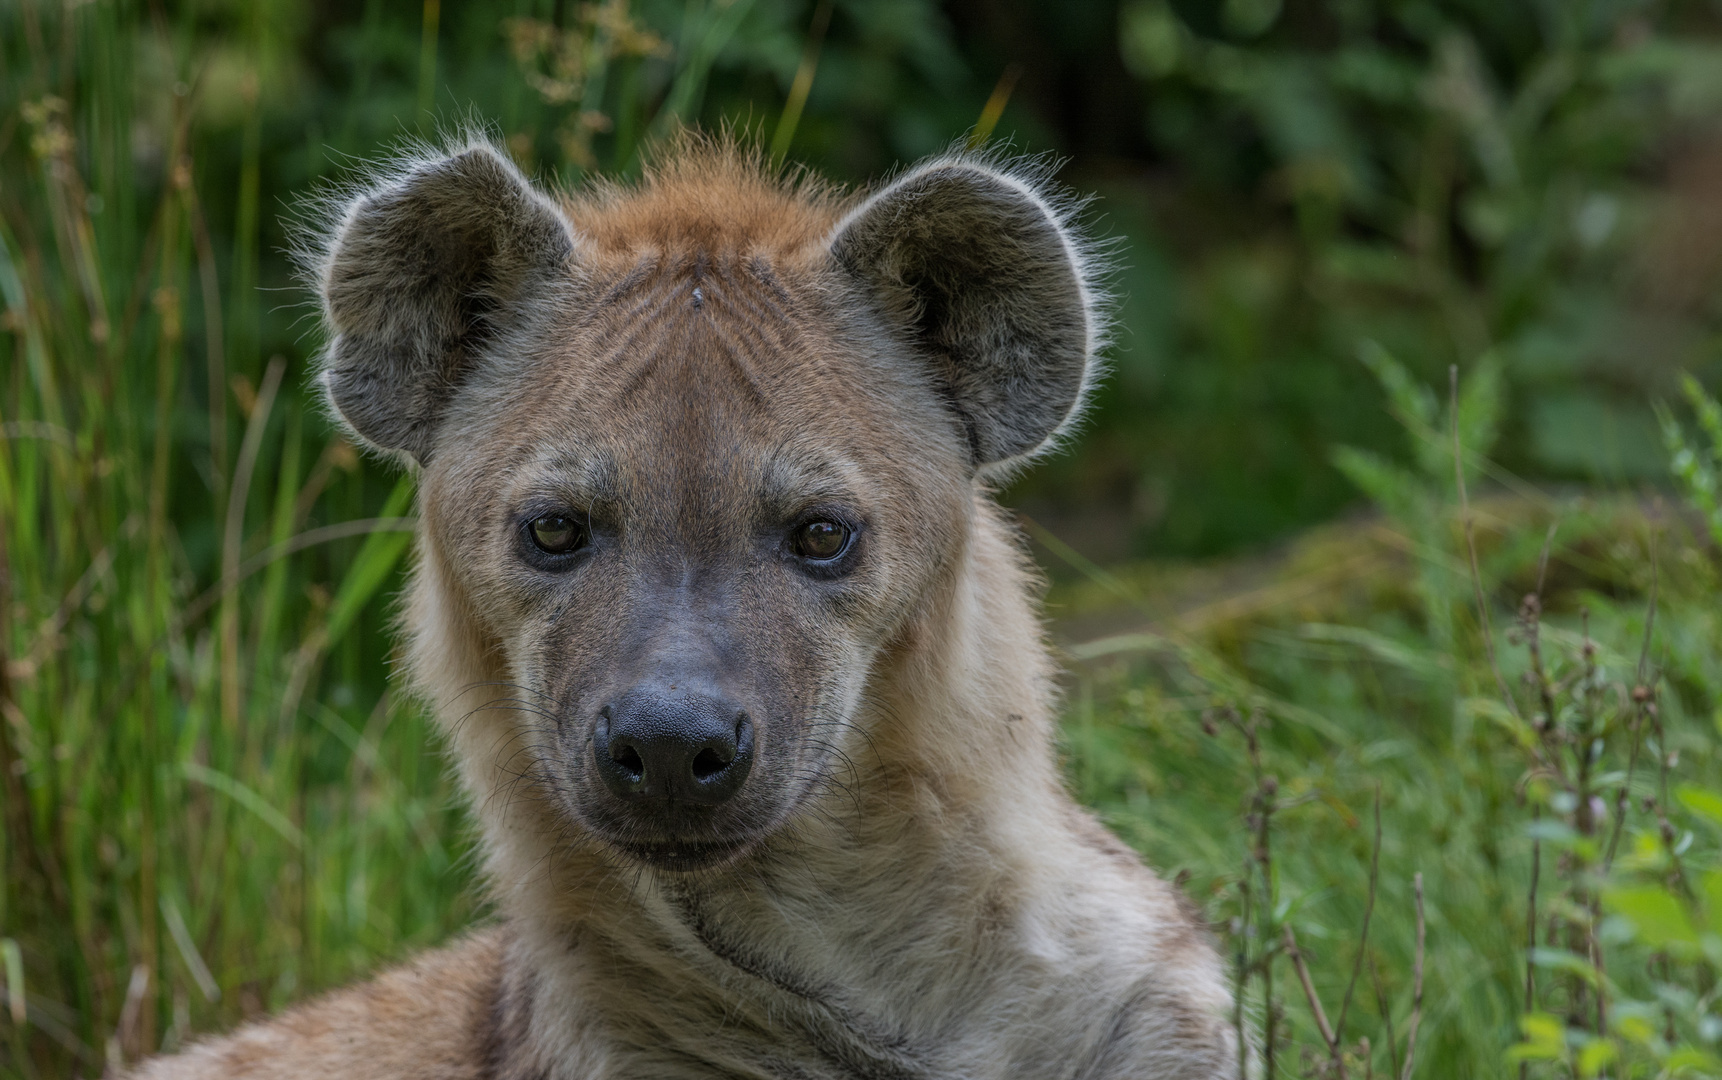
[313,138,1103,873]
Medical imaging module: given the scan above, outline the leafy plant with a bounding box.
[1498,380,1722,1078]
[1017,0,1722,558]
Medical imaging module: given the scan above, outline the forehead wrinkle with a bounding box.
[695,284,833,417]
[711,258,797,329]
[665,261,795,409]
[745,255,795,312]
[578,255,821,426]
[598,253,662,307]
[696,256,803,350]
[699,315,770,408]
[600,287,706,408]
[605,302,781,427]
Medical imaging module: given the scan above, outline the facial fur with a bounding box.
[424,253,973,869]
[311,137,1099,876]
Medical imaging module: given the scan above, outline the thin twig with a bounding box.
[1371,953,1401,1080]
[1521,803,1540,1080]
[1604,708,1646,874]
[220,355,285,749]
[768,0,833,163]
[1451,365,1517,716]
[1528,522,1560,733]
[1257,753,1279,1080]
[1570,608,1605,1034]
[1235,871,1251,1080]
[1593,913,1607,1051]
[1335,786,1383,1043]
[1636,524,1661,689]
[1605,527,1660,872]
[1400,874,1426,1080]
[1282,924,1341,1064]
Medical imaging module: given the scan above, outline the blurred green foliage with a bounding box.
[1020,0,1722,556]
[11,0,1722,560]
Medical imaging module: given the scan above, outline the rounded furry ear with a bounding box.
[829,154,1105,471]
[315,143,575,463]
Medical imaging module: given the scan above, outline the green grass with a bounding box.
[8,2,1722,1079]
[1056,505,1679,1075]
[0,167,472,1065]
[1050,365,1722,1076]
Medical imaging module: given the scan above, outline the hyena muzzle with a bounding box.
[131,136,1242,1080]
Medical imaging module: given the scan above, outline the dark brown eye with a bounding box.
[528,514,586,555]
[793,520,851,561]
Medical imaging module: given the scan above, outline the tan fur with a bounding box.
[132,138,1242,1079]
[131,932,504,1079]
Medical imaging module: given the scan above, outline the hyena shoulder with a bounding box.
[130,930,505,1080]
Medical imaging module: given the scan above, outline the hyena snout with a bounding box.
[593,687,756,808]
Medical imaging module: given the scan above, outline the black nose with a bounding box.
[594,689,754,806]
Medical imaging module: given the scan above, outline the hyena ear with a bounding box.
[315,144,575,462]
[829,154,1105,471]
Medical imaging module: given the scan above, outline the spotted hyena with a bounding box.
[133,136,1240,1079]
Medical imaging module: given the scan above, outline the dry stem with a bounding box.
[1282,925,1342,1077]
[1336,786,1383,1041]
[1400,874,1425,1080]
[1370,953,1400,1080]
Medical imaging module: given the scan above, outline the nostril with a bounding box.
[610,742,644,780]
[597,698,753,804]
[690,746,731,782]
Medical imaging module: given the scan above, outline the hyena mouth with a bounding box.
[611,838,755,873]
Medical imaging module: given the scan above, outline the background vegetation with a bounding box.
[6,0,1722,1076]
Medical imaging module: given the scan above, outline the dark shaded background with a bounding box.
[77,0,1721,569]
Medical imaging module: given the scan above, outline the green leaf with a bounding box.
[1299,623,1448,678]
[1603,884,1701,950]
[1576,1037,1616,1078]
[1678,785,1722,831]
[1702,868,1722,926]
[1,937,22,1025]
[1682,372,1722,453]
[324,476,416,650]
[1331,445,1419,522]
[1662,385,1722,547]
[1356,340,1438,463]
[1120,0,1184,79]
[1466,695,1537,750]
[1456,352,1505,468]
[1508,1011,1570,1062]
[1530,946,1602,986]
[1613,1012,1656,1046]
[181,762,305,849]
[1664,1045,1722,1072]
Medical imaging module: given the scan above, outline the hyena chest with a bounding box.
[496,914,1136,1080]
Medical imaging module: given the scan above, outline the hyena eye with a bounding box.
[792,520,851,562]
[528,514,587,556]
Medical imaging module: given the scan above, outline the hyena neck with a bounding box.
[476,502,1087,1073]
